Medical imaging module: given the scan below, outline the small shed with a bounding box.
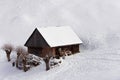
[24,26,82,58]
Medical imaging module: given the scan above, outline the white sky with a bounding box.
[0,0,120,47]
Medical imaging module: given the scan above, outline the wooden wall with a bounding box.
[28,47,42,56]
[27,44,80,58]
[28,47,56,58]
[55,44,80,56]
[41,48,56,58]
[72,44,80,53]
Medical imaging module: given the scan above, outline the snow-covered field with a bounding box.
[1,49,120,80]
[1,0,120,80]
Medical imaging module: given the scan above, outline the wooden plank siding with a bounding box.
[28,47,42,56]
[72,44,80,53]
[41,47,56,57]
[54,44,80,57]
[27,44,80,58]
[28,47,56,58]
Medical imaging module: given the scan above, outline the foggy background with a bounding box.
[0,0,120,50]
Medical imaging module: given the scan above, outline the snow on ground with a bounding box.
[1,48,120,80]
[0,0,120,80]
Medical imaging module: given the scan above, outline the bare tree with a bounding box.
[15,46,28,72]
[16,46,27,55]
[2,44,14,62]
[43,55,51,71]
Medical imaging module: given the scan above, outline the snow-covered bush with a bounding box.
[15,53,42,72]
[26,54,42,66]
[14,46,42,72]
[49,57,63,68]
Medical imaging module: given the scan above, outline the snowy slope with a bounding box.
[0,0,120,80]
[1,49,120,80]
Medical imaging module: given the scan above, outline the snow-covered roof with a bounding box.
[38,26,82,47]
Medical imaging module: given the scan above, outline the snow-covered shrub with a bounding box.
[49,57,63,68]
[64,50,72,56]
[26,54,42,66]
[15,46,42,72]
[15,53,42,72]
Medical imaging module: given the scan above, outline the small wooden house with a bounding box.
[24,26,82,58]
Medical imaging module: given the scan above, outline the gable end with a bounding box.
[24,28,50,48]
